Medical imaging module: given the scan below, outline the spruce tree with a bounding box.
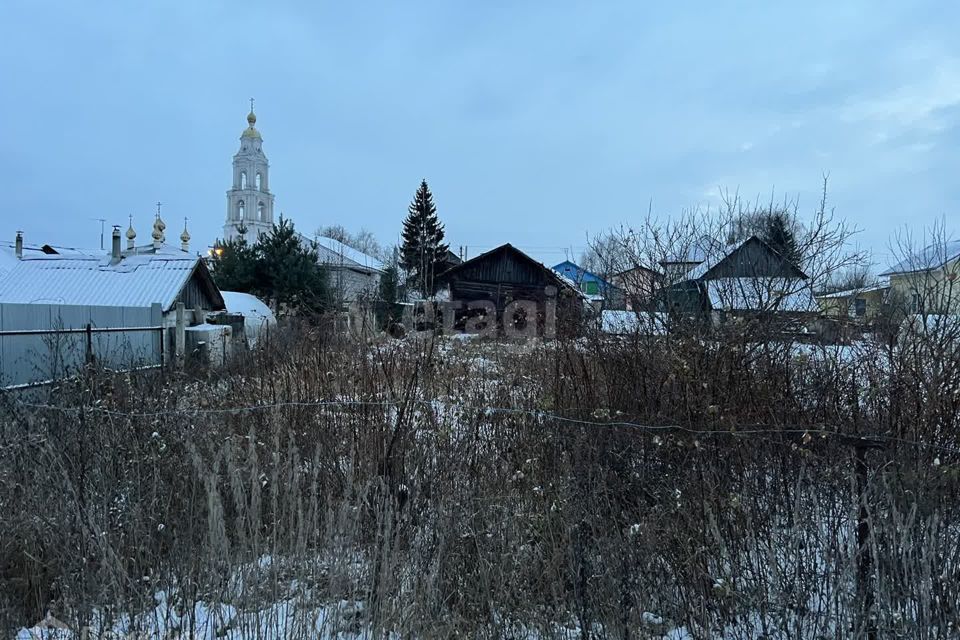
[210,231,258,293]
[763,212,801,266]
[255,216,330,313]
[400,179,449,296]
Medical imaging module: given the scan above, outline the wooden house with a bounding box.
[552,260,625,309]
[439,244,585,337]
[660,236,816,325]
[609,264,662,311]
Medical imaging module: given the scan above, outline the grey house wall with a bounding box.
[0,303,163,389]
[328,267,380,304]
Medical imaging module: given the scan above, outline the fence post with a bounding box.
[84,323,94,365]
[175,302,185,369]
[851,437,882,640]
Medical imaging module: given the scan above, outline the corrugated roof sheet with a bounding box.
[0,253,204,311]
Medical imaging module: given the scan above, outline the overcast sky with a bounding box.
[3,1,958,267]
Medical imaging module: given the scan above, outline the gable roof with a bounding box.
[297,234,384,272]
[685,235,807,281]
[879,238,960,276]
[0,252,224,311]
[551,260,612,286]
[441,243,581,295]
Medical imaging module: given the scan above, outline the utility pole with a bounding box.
[91,218,106,250]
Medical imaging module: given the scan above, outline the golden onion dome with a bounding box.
[242,110,262,139]
[126,224,136,240]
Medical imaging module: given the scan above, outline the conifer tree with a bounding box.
[763,212,802,266]
[256,216,330,312]
[210,229,258,293]
[214,218,330,312]
[400,180,449,296]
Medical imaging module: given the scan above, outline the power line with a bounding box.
[15,398,960,457]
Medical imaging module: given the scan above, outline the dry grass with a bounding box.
[1,319,959,638]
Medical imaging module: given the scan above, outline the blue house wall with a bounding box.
[552,261,613,295]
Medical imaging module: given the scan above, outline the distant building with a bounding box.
[879,239,960,315]
[551,260,625,309]
[440,244,586,337]
[223,106,275,242]
[0,221,224,328]
[304,234,384,304]
[660,235,816,326]
[658,235,720,284]
[816,283,890,321]
[608,265,661,311]
[216,105,383,306]
[439,249,463,273]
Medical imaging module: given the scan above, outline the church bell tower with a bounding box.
[224,100,275,241]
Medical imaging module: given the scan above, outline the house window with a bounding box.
[581,281,599,295]
[854,297,866,317]
[257,202,265,221]
[237,200,245,220]
[240,172,247,189]
[911,293,921,314]
[256,173,263,190]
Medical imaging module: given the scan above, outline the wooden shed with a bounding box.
[438,243,585,337]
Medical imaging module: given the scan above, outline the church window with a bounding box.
[238,200,245,220]
[256,173,263,190]
[258,202,266,221]
[240,172,247,189]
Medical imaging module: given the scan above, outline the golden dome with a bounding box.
[247,110,256,126]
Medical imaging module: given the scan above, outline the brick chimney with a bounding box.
[15,231,22,259]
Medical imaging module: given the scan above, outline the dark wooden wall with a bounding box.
[445,247,583,336]
[176,274,220,311]
[703,238,805,280]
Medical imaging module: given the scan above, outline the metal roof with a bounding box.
[0,252,212,311]
[879,238,960,276]
[816,282,890,299]
[299,234,384,272]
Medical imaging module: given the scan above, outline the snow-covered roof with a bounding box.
[0,252,220,311]
[705,278,817,313]
[880,239,960,276]
[549,268,590,300]
[0,242,50,281]
[817,282,889,299]
[298,234,384,272]
[222,291,276,348]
